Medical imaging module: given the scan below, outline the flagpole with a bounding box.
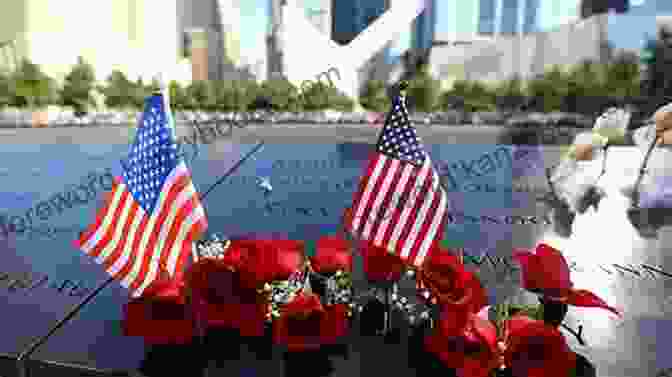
[16,275,116,377]
[14,79,174,377]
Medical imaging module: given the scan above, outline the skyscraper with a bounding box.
[522,0,540,33]
[478,0,497,35]
[478,0,539,36]
[331,0,388,45]
[412,0,436,50]
[500,0,519,34]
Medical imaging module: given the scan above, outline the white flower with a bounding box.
[391,293,398,301]
[405,269,415,278]
[420,311,429,319]
[593,107,630,141]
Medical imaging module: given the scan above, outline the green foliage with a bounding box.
[642,27,672,101]
[231,80,259,112]
[12,59,58,108]
[184,80,214,110]
[61,57,96,114]
[526,65,569,112]
[260,78,301,112]
[300,80,332,111]
[326,86,354,112]
[0,72,13,108]
[407,65,440,112]
[130,78,151,109]
[168,81,188,111]
[604,51,640,98]
[442,79,496,112]
[359,79,390,112]
[100,70,139,109]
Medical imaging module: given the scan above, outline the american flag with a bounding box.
[345,95,448,267]
[75,93,208,297]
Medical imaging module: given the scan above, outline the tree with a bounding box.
[527,65,568,113]
[12,59,58,108]
[60,57,96,115]
[0,72,13,108]
[326,86,354,112]
[260,78,300,112]
[642,27,672,109]
[301,81,332,111]
[604,51,640,99]
[407,64,440,112]
[100,70,136,109]
[359,80,390,112]
[493,75,525,110]
[130,78,150,109]
[231,80,258,113]
[442,79,495,112]
[184,80,214,111]
[563,60,603,114]
[168,81,188,111]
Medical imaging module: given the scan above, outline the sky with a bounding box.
[236,0,658,66]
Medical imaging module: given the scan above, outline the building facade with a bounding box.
[431,13,610,85]
[331,0,388,46]
[478,0,497,35]
[411,0,436,51]
[478,0,540,35]
[179,0,245,81]
[0,0,188,84]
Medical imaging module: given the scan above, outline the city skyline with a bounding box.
[236,0,657,72]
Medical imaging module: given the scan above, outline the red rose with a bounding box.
[360,241,406,282]
[311,236,353,273]
[185,254,267,337]
[425,313,499,377]
[503,315,577,377]
[318,303,350,345]
[237,239,304,289]
[513,243,573,298]
[418,247,488,316]
[273,292,327,351]
[123,276,193,344]
[513,243,620,316]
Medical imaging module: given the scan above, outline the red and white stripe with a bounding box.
[348,154,448,267]
[75,162,207,297]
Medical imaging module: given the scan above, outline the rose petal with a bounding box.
[564,289,621,316]
[312,235,353,273]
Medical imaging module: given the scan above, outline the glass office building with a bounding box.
[478,0,539,35]
[522,0,539,33]
[331,0,387,45]
[500,0,519,34]
[411,0,436,50]
[478,0,497,35]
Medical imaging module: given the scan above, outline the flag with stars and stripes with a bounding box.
[75,93,208,297]
[345,95,448,267]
